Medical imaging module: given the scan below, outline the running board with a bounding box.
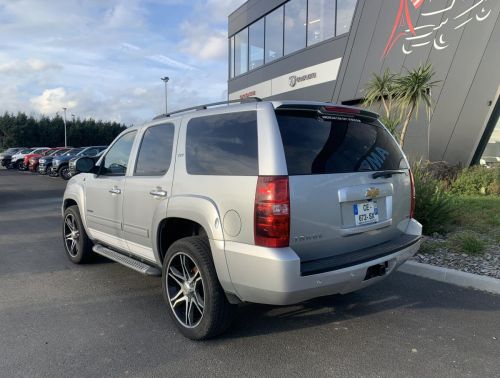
[92,244,161,276]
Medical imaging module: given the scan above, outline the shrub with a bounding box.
[450,166,500,196]
[412,161,456,235]
[447,231,486,255]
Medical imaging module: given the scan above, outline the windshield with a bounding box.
[275,109,407,175]
[63,148,83,156]
[20,148,34,154]
[4,148,19,154]
[54,149,70,156]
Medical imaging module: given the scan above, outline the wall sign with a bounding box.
[383,0,493,58]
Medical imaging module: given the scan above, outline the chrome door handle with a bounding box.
[149,189,167,198]
[108,188,121,195]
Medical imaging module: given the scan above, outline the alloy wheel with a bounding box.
[64,213,80,257]
[166,252,205,328]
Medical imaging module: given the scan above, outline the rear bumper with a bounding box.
[224,218,422,305]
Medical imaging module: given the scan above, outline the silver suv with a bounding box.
[63,99,422,340]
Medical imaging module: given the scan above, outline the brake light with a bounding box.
[322,106,360,114]
[254,176,290,248]
[409,169,415,218]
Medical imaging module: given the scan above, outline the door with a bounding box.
[122,123,177,262]
[85,130,137,251]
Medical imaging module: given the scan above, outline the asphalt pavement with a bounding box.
[1,169,499,378]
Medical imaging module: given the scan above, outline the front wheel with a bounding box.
[162,236,234,340]
[59,165,71,180]
[63,205,93,263]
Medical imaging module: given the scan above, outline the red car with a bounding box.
[28,147,68,172]
[19,148,49,170]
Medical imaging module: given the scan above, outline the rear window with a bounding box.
[276,110,407,175]
[186,111,258,175]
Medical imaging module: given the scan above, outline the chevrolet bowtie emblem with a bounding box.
[365,187,380,199]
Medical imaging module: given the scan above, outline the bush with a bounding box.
[447,231,486,255]
[450,166,500,196]
[412,161,456,235]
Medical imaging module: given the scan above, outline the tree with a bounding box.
[393,63,439,149]
[363,68,397,119]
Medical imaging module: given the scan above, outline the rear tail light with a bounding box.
[409,169,415,218]
[322,105,360,114]
[254,176,290,248]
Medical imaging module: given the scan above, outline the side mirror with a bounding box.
[75,157,96,173]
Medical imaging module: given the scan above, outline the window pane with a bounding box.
[307,0,336,46]
[234,28,248,76]
[186,112,258,176]
[337,0,356,35]
[284,0,307,55]
[480,116,500,167]
[229,36,235,78]
[135,124,175,176]
[265,6,284,63]
[101,131,136,176]
[249,18,264,70]
[276,110,405,175]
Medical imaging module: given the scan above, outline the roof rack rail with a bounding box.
[152,97,262,120]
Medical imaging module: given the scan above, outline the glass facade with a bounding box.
[265,6,284,64]
[480,116,500,167]
[234,28,248,76]
[229,0,358,78]
[307,0,336,46]
[249,18,265,70]
[284,0,307,55]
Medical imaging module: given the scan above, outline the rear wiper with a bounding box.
[372,170,406,179]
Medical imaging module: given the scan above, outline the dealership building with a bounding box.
[228,0,500,166]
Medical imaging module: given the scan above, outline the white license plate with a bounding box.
[353,201,378,226]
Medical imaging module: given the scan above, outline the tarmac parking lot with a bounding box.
[1,169,499,378]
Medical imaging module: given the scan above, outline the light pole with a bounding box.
[71,114,76,124]
[161,76,169,114]
[62,107,68,147]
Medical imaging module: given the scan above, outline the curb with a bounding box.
[397,260,500,295]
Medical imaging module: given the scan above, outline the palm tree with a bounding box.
[363,68,397,119]
[394,64,440,149]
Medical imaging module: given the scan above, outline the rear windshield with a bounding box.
[276,110,407,175]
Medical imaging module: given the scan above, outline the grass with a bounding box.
[447,231,486,255]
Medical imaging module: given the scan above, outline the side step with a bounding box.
[92,244,161,276]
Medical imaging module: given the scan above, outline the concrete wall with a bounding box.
[228,0,500,165]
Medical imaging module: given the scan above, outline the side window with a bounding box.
[134,123,175,176]
[186,111,258,176]
[100,131,137,176]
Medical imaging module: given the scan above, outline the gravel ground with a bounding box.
[412,236,500,279]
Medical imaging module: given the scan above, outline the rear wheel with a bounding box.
[162,236,234,340]
[63,205,93,263]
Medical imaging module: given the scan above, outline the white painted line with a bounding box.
[398,260,500,295]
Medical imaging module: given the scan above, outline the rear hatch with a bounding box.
[275,104,412,271]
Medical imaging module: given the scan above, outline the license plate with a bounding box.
[353,201,378,226]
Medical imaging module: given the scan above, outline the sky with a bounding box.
[0,0,246,125]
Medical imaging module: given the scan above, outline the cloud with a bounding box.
[121,42,141,51]
[30,88,77,114]
[146,54,196,70]
[180,23,227,60]
[0,58,61,74]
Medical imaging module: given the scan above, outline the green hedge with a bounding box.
[450,166,500,196]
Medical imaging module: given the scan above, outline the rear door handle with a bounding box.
[149,189,168,198]
[109,188,121,195]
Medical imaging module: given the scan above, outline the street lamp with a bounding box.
[161,76,169,114]
[62,107,68,147]
[71,114,76,123]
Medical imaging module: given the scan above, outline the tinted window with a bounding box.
[265,6,284,63]
[186,112,258,176]
[276,110,406,175]
[229,36,235,78]
[307,0,336,46]
[101,131,137,176]
[249,18,264,70]
[284,0,307,55]
[337,0,357,35]
[135,124,175,176]
[234,28,248,76]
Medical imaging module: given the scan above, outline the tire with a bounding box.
[162,236,234,340]
[60,165,71,180]
[57,164,68,179]
[63,205,94,264]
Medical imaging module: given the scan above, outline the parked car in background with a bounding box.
[28,147,67,173]
[19,148,50,171]
[51,146,107,180]
[0,147,26,168]
[38,148,71,175]
[68,149,106,177]
[9,148,45,169]
[63,99,422,340]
